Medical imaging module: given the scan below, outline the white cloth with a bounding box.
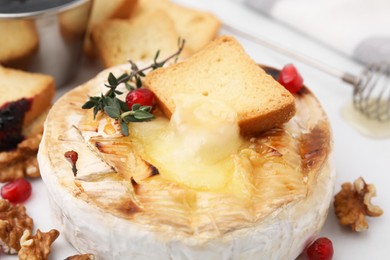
[245,0,390,65]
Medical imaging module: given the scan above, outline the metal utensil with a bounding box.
[0,0,93,87]
[223,24,390,122]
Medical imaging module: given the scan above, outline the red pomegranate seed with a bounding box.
[278,64,304,93]
[64,150,79,176]
[306,237,334,260]
[64,150,78,165]
[125,88,156,110]
[1,178,32,203]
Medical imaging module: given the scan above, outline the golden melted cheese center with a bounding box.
[130,94,245,194]
[44,74,331,239]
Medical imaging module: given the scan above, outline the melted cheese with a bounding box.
[130,94,245,192]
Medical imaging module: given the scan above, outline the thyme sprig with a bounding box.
[81,38,185,136]
[103,97,154,136]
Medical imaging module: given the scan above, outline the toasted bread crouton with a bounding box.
[144,36,296,136]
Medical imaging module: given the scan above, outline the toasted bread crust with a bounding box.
[145,36,296,135]
[0,67,54,126]
[239,101,296,136]
[26,82,54,127]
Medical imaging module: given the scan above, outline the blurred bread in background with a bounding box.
[92,10,189,67]
[0,66,55,182]
[59,1,91,41]
[90,0,220,67]
[0,66,54,128]
[0,20,39,69]
[84,0,138,57]
[132,0,221,54]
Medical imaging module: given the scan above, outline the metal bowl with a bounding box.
[0,0,93,87]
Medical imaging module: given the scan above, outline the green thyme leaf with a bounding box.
[120,122,129,136]
[119,99,129,112]
[123,115,142,122]
[93,106,99,119]
[154,50,160,62]
[131,104,141,111]
[117,73,129,82]
[105,96,115,107]
[139,106,152,112]
[134,110,155,120]
[135,75,142,88]
[82,100,96,109]
[104,106,120,119]
[107,73,118,86]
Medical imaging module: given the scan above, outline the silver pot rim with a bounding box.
[0,0,91,19]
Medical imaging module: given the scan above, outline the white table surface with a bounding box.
[3,0,390,259]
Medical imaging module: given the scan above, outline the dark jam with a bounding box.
[0,0,76,14]
[0,98,31,151]
[64,150,78,176]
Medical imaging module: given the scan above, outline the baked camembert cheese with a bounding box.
[38,42,335,259]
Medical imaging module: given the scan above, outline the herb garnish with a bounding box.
[82,39,185,136]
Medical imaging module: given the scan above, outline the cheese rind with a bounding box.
[38,64,334,259]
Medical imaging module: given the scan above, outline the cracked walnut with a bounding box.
[0,134,42,182]
[0,199,33,254]
[18,229,59,260]
[334,177,383,232]
[65,254,96,260]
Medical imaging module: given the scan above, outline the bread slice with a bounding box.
[92,10,189,67]
[132,0,220,53]
[0,67,54,178]
[84,0,138,57]
[59,2,91,41]
[91,0,137,22]
[0,20,38,69]
[144,36,296,136]
[0,66,55,127]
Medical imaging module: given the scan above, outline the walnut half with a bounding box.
[65,254,96,260]
[0,199,33,254]
[18,229,59,260]
[0,134,42,182]
[334,177,383,232]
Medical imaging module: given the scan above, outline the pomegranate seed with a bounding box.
[1,178,32,203]
[278,64,304,93]
[64,150,78,165]
[125,88,156,110]
[306,237,334,260]
[64,150,79,176]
